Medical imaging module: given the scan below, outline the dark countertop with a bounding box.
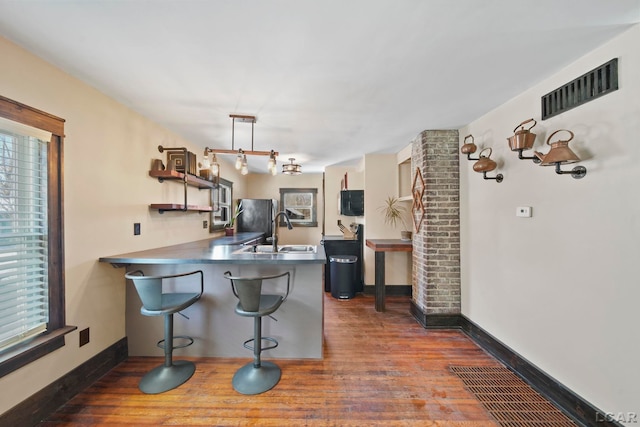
[208,232,264,246]
[99,232,326,265]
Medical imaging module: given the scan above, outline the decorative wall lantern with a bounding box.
[507,118,540,163]
[472,148,504,183]
[460,134,480,160]
[534,130,587,179]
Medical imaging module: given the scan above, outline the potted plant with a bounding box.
[379,196,412,241]
[224,200,243,236]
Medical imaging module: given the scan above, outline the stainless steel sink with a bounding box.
[232,244,317,255]
[277,245,317,253]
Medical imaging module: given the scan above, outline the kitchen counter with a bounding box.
[99,232,326,265]
[99,235,326,359]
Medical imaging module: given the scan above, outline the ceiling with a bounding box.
[1,1,639,173]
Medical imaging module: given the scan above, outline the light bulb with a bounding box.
[210,154,219,174]
[267,153,276,172]
[201,156,210,169]
[271,165,278,176]
[235,152,243,170]
[240,155,248,175]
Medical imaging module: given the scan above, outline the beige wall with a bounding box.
[459,24,640,417]
[0,36,252,414]
[324,163,364,236]
[244,173,324,245]
[362,154,412,286]
[325,157,413,287]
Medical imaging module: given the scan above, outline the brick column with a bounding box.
[410,130,461,327]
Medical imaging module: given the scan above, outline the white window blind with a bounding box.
[0,120,51,351]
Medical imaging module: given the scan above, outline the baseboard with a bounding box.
[410,300,461,328]
[0,337,128,427]
[363,284,412,296]
[410,303,621,427]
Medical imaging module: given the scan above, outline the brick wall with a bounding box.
[411,130,460,315]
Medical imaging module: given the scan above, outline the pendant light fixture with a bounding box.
[282,158,302,175]
[204,114,279,175]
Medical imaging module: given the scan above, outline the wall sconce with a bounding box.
[507,118,540,163]
[461,134,480,160]
[534,130,587,179]
[472,148,504,183]
[204,114,279,175]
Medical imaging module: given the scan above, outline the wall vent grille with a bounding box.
[541,58,618,120]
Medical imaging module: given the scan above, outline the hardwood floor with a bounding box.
[41,294,501,426]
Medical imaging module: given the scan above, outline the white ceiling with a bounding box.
[1,1,639,173]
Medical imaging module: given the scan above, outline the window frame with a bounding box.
[210,177,233,231]
[0,95,74,378]
[279,187,318,227]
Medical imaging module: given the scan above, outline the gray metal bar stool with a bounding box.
[125,269,203,394]
[224,270,290,395]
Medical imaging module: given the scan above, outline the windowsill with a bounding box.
[0,325,77,379]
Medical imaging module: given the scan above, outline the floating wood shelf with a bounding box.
[149,203,213,214]
[148,170,215,189]
[149,169,214,213]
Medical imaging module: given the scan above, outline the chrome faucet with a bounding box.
[272,211,292,252]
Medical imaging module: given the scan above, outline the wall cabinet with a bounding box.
[148,169,213,213]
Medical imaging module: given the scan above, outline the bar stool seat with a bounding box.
[125,269,203,394]
[224,270,290,395]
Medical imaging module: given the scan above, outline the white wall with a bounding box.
[0,36,249,414]
[459,24,640,418]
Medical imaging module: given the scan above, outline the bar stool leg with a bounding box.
[138,313,196,394]
[232,316,281,395]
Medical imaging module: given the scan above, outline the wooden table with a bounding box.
[365,239,412,311]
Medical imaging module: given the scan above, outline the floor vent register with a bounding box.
[449,365,577,427]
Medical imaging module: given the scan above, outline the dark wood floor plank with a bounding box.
[41,294,500,426]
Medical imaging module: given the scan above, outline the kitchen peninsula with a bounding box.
[100,234,326,359]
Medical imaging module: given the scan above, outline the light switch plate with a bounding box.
[516,206,532,217]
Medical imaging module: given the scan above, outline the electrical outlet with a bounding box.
[134,222,141,235]
[203,220,208,229]
[516,206,532,218]
[79,327,90,347]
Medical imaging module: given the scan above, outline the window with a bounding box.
[210,178,232,231]
[0,96,73,378]
[279,188,318,227]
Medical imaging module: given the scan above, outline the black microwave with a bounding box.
[339,190,364,216]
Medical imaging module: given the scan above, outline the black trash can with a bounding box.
[329,255,357,299]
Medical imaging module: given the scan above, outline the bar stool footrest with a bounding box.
[157,335,194,350]
[242,336,278,352]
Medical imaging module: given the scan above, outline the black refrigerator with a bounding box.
[236,199,274,242]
